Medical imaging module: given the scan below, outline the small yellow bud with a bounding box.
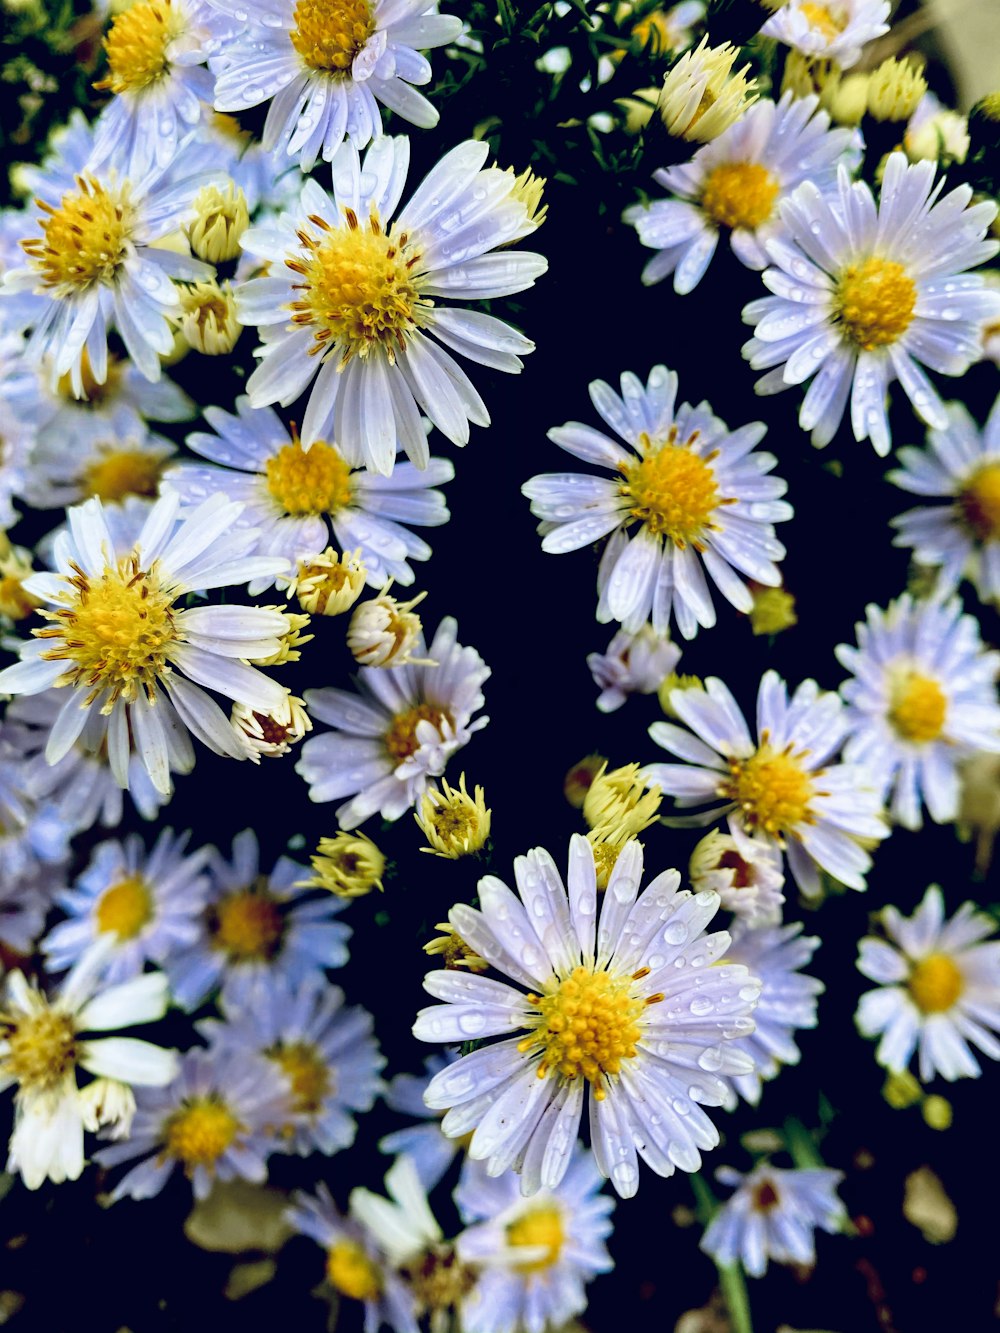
[658,36,757,143]
[503,165,547,230]
[347,587,429,668]
[305,831,386,898]
[186,182,250,263]
[921,1095,953,1131]
[867,57,927,124]
[290,547,367,617]
[564,754,606,809]
[822,71,870,128]
[882,1070,922,1109]
[424,923,488,972]
[175,280,242,355]
[414,774,491,859]
[657,671,704,717]
[583,761,662,833]
[0,536,40,621]
[749,585,797,636]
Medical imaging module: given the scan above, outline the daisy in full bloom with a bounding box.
[761,0,890,69]
[0,491,293,797]
[743,154,1000,455]
[646,670,889,895]
[523,366,791,640]
[701,1164,846,1277]
[889,394,1000,603]
[856,884,1000,1081]
[688,829,785,927]
[0,953,178,1189]
[165,396,453,592]
[587,626,681,713]
[198,972,384,1157]
[298,616,489,828]
[626,94,858,294]
[96,1044,289,1201]
[455,1149,614,1333]
[23,404,176,510]
[379,1053,463,1190]
[210,0,463,169]
[42,829,211,984]
[415,835,761,1199]
[166,828,351,1010]
[237,135,546,473]
[835,595,1000,830]
[3,152,213,392]
[723,921,822,1105]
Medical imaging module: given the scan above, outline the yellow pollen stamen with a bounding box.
[800,2,846,39]
[96,0,184,94]
[619,429,721,548]
[23,177,132,292]
[83,449,166,503]
[327,1241,382,1301]
[908,952,964,1014]
[701,162,779,231]
[164,1097,241,1169]
[290,0,375,73]
[211,883,285,960]
[384,702,451,763]
[270,1041,332,1115]
[888,671,948,744]
[507,1206,565,1273]
[722,746,815,838]
[1,1008,77,1093]
[959,461,1000,543]
[265,437,354,516]
[835,257,917,350]
[95,875,153,940]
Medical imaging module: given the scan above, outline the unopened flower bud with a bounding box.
[186,182,250,263]
[232,691,311,761]
[291,547,366,616]
[175,279,242,355]
[305,831,386,898]
[658,36,757,143]
[867,57,927,124]
[415,774,491,858]
[347,588,430,668]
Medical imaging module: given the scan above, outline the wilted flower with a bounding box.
[347,588,430,668]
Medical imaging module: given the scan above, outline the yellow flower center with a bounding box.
[751,1179,781,1212]
[507,1206,565,1273]
[289,209,424,364]
[35,555,177,706]
[908,952,964,1014]
[290,0,375,73]
[326,1240,382,1302]
[24,178,133,291]
[265,438,353,516]
[835,257,917,350]
[959,461,1000,543]
[701,162,780,231]
[211,885,285,960]
[95,875,153,940]
[164,1097,241,1169]
[98,0,185,94]
[384,703,451,763]
[403,1246,473,1317]
[1,1008,77,1093]
[888,671,947,744]
[83,448,166,503]
[722,746,815,838]
[619,429,722,548]
[519,966,652,1096]
[270,1041,332,1115]
[800,2,846,39]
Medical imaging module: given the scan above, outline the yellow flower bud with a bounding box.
[186,182,250,263]
[583,761,662,832]
[305,831,385,898]
[749,584,797,636]
[231,691,311,760]
[657,671,704,717]
[414,774,491,859]
[0,536,40,621]
[658,36,757,143]
[290,547,367,616]
[921,1094,953,1131]
[347,588,429,668]
[563,754,606,809]
[867,57,927,124]
[882,1070,922,1109]
[175,280,242,355]
[255,610,313,666]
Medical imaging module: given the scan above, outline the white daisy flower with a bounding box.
[237,135,546,473]
[415,834,760,1199]
[165,395,452,592]
[760,0,890,70]
[836,594,1000,831]
[587,625,681,713]
[198,971,384,1157]
[722,920,822,1105]
[701,1163,846,1277]
[209,0,463,169]
[523,365,791,640]
[3,151,214,392]
[455,1149,614,1333]
[857,883,1000,1082]
[688,828,785,927]
[379,1052,462,1191]
[42,829,211,984]
[0,491,293,797]
[90,0,220,180]
[23,404,176,510]
[626,94,858,294]
[96,1044,289,1201]
[889,395,1000,603]
[166,828,351,1011]
[646,669,889,895]
[298,615,489,828]
[0,952,178,1189]
[743,153,1000,455]
[29,346,195,433]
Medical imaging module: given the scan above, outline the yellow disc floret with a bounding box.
[290,0,375,73]
[908,952,964,1013]
[888,671,948,744]
[959,461,1000,543]
[507,1205,565,1273]
[211,883,285,960]
[722,746,815,837]
[701,162,780,231]
[265,437,353,516]
[619,429,722,548]
[800,2,846,40]
[97,0,185,94]
[95,875,153,940]
[835,257,917,350]
[24,177,133,292]
[327,1240,382,1301]
[83,448,166,503]
[271,1041,332,1115]
[1,1007,77,1093]
[384,702,450,763]
[164,1097,241,1169]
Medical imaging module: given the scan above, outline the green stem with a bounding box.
[690,1174,754,1333]
[783,1116,824,1170]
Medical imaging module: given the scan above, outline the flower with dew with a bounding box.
[3,151,213,393]
[626,94,858,295]
[291,546,367,615]
[0,952,178,1189]
[23,404,176,511]
[305,830,386,898]
[689,828,785,927]
[210,0,463,169]
[761,0,890,70]
[587,626,681,714]
[889,395,1000,605]
[297,615,489,829]
[646,669,889,896]
[166,828,351,1010]
[414,834,761,1199]
[523,366,791,641]
[701,1163,846,1277]
[835,594,1000,831]
[173,278,243,355]
[379,1052,462,1191]
[166,396,453,591]
[236,135,546,473]
[722,920,822,1105]
[455,1149,614,1333]
[656,37,757,144]
[0,492,294,797]
[415,774,491,859]
[286,1181,419,1333]
[856,883,1000,1081]
[96,1044,289,1201]
[742,153,1000,455]
[198,972,384,1157]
